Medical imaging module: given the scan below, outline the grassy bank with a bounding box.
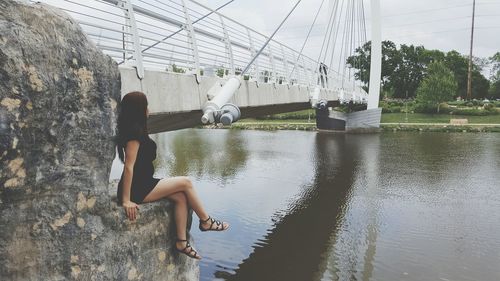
[249,109,500,124]
[197,110,500,132]
[200,119,500,132]
[381,113,500,124]
[380,124,500,133]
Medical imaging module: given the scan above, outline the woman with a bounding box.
[116,91,229,260]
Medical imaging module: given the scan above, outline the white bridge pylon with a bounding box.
[35,0,380,126]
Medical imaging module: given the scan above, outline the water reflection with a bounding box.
[217,133,361,281]
[152,129,249,184]
[320,134,382,281]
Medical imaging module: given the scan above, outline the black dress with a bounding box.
[117,134,161,206]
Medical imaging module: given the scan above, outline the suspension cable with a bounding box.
[317,1,338,64]
[288,0,328,79]
[241,0,302,75]
[323,0,341,64]
[328,0,344,73]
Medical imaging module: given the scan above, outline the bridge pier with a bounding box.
[315,102,382,133]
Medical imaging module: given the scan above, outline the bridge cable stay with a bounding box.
[355,0,366,89]
[322,0,341,65]
[318,0,342,88]
[343,0,358,96]
[315,0,343,88]
[317,0,339,67]
[348,0,355,83]
[117,0,236,65]
[351,0,368,92]
[308,0,366,101]
[311,0,339,90]
[355,0,368,98]
[241,0,303,75]
[340,1,352,88]
[333,0,367,93]
[337,0,348,87]
[360,0,367,43]
[327,0,345,75]
[287,0,328,81]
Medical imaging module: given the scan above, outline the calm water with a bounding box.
[110,129,500,281]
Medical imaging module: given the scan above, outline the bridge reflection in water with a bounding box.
[214,133,380,281]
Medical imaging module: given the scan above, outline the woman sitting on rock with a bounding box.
[115,91,229,260]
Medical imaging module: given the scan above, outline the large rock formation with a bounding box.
[0,1,198,280]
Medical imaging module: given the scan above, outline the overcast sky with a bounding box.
[198,0,500,63]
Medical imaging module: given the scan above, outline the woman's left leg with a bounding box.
[168,192,188,239]
[168,191,201,259]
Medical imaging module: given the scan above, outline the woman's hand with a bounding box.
[123,201,139,221]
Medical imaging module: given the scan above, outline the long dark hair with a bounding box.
[116,91,149,163]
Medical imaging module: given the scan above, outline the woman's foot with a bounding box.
[175,239,201,260]
[199,216,230,232]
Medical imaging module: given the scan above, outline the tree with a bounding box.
[416,62,457,112]
[347,43,491,100]
[389,44,429,98]
[489,52,500,99]
[491,80,500,99]
[347,40,400,92]
[491,52,500,80]
[442,51,489,99]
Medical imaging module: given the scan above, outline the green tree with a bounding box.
[491,52,500,80]
[443,51,490,99]
[489,52,500,99]
[416,62,457,113]
[348,43,491,100]
[389,44,429,98]
[347,40,400,92]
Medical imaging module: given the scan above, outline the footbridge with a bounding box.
[37,0,382,133]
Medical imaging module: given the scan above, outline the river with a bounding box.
[110,129,500,281]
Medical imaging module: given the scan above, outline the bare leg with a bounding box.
[167,192,188,239]
[142,176,209,220]
[143,176,228,230]
[167,192,201,259]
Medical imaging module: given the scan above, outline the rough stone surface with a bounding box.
[0,1,198,280]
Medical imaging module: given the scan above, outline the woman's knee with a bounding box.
[179,176,193,190]
[169,192,187,204]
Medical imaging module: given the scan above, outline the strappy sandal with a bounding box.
[175,239,201,260]
[199,216,229,232]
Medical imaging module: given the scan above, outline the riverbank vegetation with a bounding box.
[347,41,500,101]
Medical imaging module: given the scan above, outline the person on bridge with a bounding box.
[115,91,229,260]
[318,62,329,88]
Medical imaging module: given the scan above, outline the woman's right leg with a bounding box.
[142,176,209,221]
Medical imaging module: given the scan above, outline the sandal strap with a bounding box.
[200,217,227,231]
[214,219,222,230]
[178,240,198,258]
[200,216,211,223]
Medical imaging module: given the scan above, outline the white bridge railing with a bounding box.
[34,0,367,102]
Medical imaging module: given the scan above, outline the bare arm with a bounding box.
[122,140,139,203]
[122,140,140,220]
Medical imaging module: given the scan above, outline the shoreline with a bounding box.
[198,121,500,133]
